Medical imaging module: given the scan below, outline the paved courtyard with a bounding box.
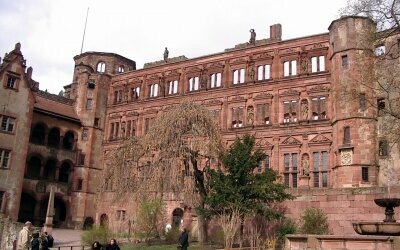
[52,228,82,247]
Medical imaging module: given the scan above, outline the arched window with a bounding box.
[26,156,41,179]
[44,159,57,180]
[30,124,46,144]
[62,131,75,150]
[59,162,71,183]
[118,65,124,73]
[47,128,60,147]
[97,62,106,73]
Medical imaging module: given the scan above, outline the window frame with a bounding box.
[0,148,12,169]
[0,115,16,133]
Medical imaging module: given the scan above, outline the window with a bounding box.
[97,62,106,73]
[6,76,16,88]
[375,45,385,56]
[131,87,140,101]
[0,149,11,169]
[378,98,386,115]
[311,97,327,120]
[87,80,96,89]
[126,120,136,137]
[210,73,222,88]
[233,69,245,84]
[168,80,179,95]
[86,99,93,110]
[283,100,298,123]
[259,155,270,172]
[283,60,297,77]
[118,65,125,73]
[311,56,325,73]
[79,154,85,165]
[312,151,329,188]
[188,77,199,92]
[77,178,83,191]
[144,118,154,133]
[256,104,270,125]
[231,107,244,128]
[149,84,159,97]
[342,55,348,69]
[94,118,99,127]
[0,191,4,209]
[359,93,366,111]
[1,116,15,133]
[379,140,388,156]
[109,122,120,140]
[82,129,88,141]
[210,109,221,126]
[343,126,351,145]
[362,167,369,182]
[116,210,126,221]
[257,65,271,80]
[283,153,298,188]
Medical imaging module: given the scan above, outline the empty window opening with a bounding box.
[283,100,298,123]
[283,60,297,77]
[231,107,244,128]
[375,45,385,56]
[26,156,41,179]
[189,77,199,91]
[311,97,327,120]
[63,131,75,150]
[359,93,366,111]
[233,69,245,84]
[149,84,159,97]
[59,162,71,183]
[256,103,270,125]
[30,123,46,144]
[313,151,329,188]
[311,56,325,73]
[342,55,349,69]
[362,167,369,182]
[210,73,222,88]
[44,159,56,180]
[86,99,93,109]
[284,153,298,188]
[118,65,125,73]
[77,178,83,191]
[379,140,388,156]
[343,126,351,145]
[257,65,271,81]
[97,62,106,73]
[47,128,60,147]
[168,80,179,95]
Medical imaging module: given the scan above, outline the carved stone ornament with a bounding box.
[110,113,122,119]
[206,99,223,106]
[280,89,300,97]
[254,92,273,100]
[229,95,246,102]
[256,138,274,148]
[281,136,302,145]
[254,52,274,60]
[166,69,180,76]
[341,149,352,166]
[186,66,201,74]
[309,134,331,144]
[147,74,159,80]
[230,57,247,65]
[126,111,139,117]
[207,62,224,69]
[308,85,329,93]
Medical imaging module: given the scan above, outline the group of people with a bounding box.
[17,221,54,250]
[91,239,120,250]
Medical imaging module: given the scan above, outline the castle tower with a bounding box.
[328,16,378,187]
[64,52,135,227]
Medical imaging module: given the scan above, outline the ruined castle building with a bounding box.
[0,16,399,233]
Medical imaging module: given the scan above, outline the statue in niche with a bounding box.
[248,64,255,82]
[159,76,166,96]
[249,29,256,44]
[247,106,254,126]
[302,156,309,176]
[163,47,169,62]
[301,99,308,120]
[301,56,308,73]
[200,69,208,89]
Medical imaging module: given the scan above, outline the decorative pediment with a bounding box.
[254,92,273,100]
[186,66,202,74]
[109,113,122,119]
[166,69,181,76]
[279,47,300,55]
[281,136,302,145]
[128,77,142,84]
[307,85,329,93]
[230,57,247,65]
[279,89,300,97]
[147,74,159,80]
[126,111,139,117]
[207,61,225,69]
[309,134,332,144]
[229,95,246,103]
[256,138,274,149]
[305,42,329,51]
[206,99,223,106]
[254,52,274,60]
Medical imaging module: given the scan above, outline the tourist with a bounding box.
[44,232,54,247]
[91,241,104,250]
[178,228,189,250]
[105,239,120,250]
[17,221,32,250]
[40,232,49,250]
[30,232,40,250]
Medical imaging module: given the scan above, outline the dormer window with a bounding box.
[7,76,16,88]
[97,62,106,73]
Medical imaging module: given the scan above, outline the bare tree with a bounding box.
[102,101,223,244]
[218,206,242,249]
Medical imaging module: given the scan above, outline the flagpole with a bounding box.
[80,7,89,54]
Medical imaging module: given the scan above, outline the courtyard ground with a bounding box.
[52,228,83,247]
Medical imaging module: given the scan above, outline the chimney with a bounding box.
[270,24,282,41]
[27,67,33,80]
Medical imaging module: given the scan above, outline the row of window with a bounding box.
[96,62,126,74]
[30,124,76,150]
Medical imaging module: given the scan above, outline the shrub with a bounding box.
[135,199,166,244]
[299,208,329,235]
[81,226,111,246]
[165,227,181,244]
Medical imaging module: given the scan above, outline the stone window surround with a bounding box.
[0,114,16,134]
[0,148,12,169]
[4,72,20,91]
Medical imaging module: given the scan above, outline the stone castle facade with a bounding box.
[0,16,399,234]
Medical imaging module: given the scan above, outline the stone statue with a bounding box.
[247,106,254,126]
[301,57,308,73]
[200,70,208,89]
[249,29,256,44]
[302,157,309,176]
[164,47,169,62]
[248,65,255,82]
[301,100,308,120]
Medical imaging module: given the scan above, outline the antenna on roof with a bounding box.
[80,7,90,54]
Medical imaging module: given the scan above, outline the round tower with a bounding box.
[328,16,378,187]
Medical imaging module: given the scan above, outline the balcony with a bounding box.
[28,143,77,163]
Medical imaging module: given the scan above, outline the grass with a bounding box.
[121,242,211,250]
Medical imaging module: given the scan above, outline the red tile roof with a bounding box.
[34,91,80,123]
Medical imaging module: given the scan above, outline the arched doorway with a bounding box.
[39,196,67,227]
[26,156,42,179]
[100,213,108,227]
[62,131,75,150]
[18,193,36,224]
[44,159,57,180]
[59,162,71,183]
[47,128,60,147]
[30,123,46,144]
[172,208,184,228]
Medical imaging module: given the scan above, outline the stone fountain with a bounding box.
[353,198,400,236]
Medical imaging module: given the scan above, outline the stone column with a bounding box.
[43,186,55,234]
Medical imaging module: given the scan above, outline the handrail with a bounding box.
[49,246,90,250]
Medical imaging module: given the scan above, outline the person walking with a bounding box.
[30,232,40,250]
[39,231,49,250]
[178,228,189,250]
[105,239,120,250]
[17,221,32,250]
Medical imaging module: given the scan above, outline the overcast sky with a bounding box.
[0,0,348,94]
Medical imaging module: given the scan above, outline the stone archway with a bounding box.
[39,196,67,227]
[100,213,108,227]
[172,208,184,228]
[18,193,36,224]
